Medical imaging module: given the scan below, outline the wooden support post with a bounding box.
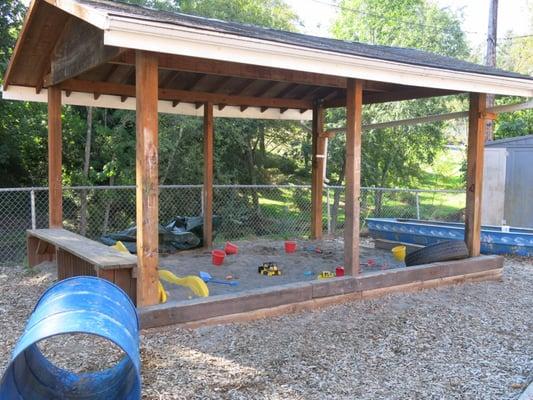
[311,104,325,239]
[203,101,214,248]
[465,93,487,257]
[135,51,159,307]
[344,79,363,275]
[48,86,63,228]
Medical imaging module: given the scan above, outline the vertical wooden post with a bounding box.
[344,79,363,275]
[135,51,159,307]
[311,104,325,239]
[203,101,214,248]
[465,93,486,257]
[48,86,63,228]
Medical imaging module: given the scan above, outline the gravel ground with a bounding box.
[0,257,531,399]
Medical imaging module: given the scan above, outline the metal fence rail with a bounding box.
[0,185,464,264]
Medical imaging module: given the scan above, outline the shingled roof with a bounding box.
[79,0,531,81]
[2,0,532,119]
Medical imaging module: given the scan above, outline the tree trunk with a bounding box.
[331,156,346,235]
[79,107,93,236]
[102,174,115,235]
[374,190,383,217]
[246,137,260,215]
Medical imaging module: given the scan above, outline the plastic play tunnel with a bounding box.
[0,276,141,399]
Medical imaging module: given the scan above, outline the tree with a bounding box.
[494,4,533,140]
[329,0,470,223]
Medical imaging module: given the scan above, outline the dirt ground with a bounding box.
[159,238,403,300]
[0,251,532,398]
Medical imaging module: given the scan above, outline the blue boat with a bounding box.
[366,218,533,256]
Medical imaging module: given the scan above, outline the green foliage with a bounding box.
[332,0,469,59]
[494,7,533,140]
[330,0,469,189]
[177,0,300,30]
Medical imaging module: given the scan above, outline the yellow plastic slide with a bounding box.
[111,241,209,303]
[158,270,209,302]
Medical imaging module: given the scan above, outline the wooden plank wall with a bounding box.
[465,93,487,256]
[344,79,363,275]
[135,51,159,307]
[48,86,62,228]
[57,249,95,280]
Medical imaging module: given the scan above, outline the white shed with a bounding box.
[482,135,533,227]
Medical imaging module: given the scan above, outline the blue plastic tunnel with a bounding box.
[0,276,141,399]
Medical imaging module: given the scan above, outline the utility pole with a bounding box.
[484,0,498,142]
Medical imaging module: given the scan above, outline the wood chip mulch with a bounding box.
[0,258,531,399]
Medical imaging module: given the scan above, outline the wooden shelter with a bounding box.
[4,0,533,326]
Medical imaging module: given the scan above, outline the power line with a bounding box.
[309,0,533,43]
[310,0,487,37]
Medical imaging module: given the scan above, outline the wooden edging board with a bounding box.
[139,255,504,329]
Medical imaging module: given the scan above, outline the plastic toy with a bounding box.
[199,271,239,286]
[158,270,209,299]
[258,262,282,276]
[317,271,335,279]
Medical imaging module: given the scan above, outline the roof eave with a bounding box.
[102,15,533,98]
[1,85,313,120]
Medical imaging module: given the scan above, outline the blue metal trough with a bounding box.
[0,276,141,399]
[367,218,533,256]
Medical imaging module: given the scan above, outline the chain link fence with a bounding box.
[0,185,464,265]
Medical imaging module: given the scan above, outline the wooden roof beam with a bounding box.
[230,78,257,96]
[159,70,178,88]
[207,76,233,93]
[43,18,125,87]
[60,79,314,110]
[324,87,460,107]
[112,52,347,89]
[184,74,209,91]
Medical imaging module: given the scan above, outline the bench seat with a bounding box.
[27,228,138,303]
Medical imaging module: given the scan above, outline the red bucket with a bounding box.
[335,266,345,277]
[284,240,297,253]
[224,242,238,255]
[211,250,225,266]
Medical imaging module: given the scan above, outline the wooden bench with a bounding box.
[27,229,138,303]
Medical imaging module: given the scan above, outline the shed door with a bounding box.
[504,148,533,228]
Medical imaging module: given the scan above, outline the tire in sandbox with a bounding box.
[405,240,469,267]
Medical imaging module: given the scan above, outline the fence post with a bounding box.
[415,192,421,220]
[200,186,205,216]
[326,187,331,235]
[30,190,36,230]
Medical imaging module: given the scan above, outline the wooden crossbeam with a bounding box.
[112,52,347,89]
[324,87,458,107]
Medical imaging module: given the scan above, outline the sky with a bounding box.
[285,0,532,49]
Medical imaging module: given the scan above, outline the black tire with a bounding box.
[405,240,468,267]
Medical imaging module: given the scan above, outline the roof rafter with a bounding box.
[60,79,314,110]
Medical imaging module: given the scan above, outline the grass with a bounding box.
[418,147,465,190]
